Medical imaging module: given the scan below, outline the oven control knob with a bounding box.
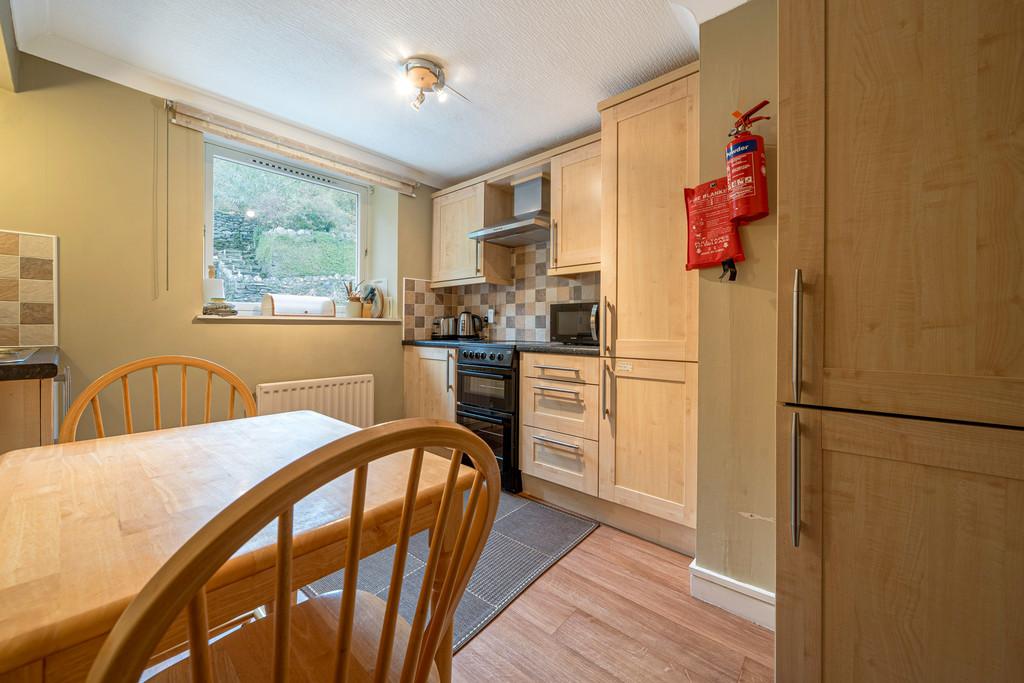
[489,353,496,360]
[497,354,504,361]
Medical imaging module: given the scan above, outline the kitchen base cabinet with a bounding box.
[520,426,598,496]
[403,346,456,422]
[777,406,1024,681]
[598,359,697,527]
[0,378,54,454]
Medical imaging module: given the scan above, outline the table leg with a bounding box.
[431,501,461,683]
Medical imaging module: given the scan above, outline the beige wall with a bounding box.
[0,55,434,434]
[695,0,778,592]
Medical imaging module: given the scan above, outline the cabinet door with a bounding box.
[549,141,601,274]
[403,347,456,422]
[598,358,697,526]
[601,74,699,362]
[432,185,482,283]
[778,0,1024,425]
[777,406,1024,681]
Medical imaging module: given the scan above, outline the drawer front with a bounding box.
[520,376,599,440]
[522,353,599,385]
[520,426,598,496]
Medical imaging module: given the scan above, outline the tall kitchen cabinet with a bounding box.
[777,0,1024,679]
[598,66,700,527]
[431,183,514,288]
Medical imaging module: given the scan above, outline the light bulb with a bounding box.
[395,74,416,96]
[410,90,425,111]
[436,89,449,103]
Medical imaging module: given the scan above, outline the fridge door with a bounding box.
[776,405,1024,681]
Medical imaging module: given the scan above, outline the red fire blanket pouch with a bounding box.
[685,177,745,275]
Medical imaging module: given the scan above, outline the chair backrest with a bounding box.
[85,418,501,683]
[59,355,257,443]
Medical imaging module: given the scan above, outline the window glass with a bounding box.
[208,150,362,304]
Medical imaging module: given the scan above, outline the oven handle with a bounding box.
[456,410,506,426]
[458,369,509,381]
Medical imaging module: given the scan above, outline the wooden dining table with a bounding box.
[0,410,474,682]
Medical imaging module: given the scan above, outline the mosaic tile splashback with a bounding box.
[403,243,600,342]
[0,230,58,347]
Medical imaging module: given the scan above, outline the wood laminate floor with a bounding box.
[453,525,774,682]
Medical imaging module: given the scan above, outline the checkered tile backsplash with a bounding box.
[403,243,600,341]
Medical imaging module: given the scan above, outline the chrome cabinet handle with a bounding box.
[602,362,611,418]
[533,434,580,451]
[536,384,581,397]
[603,296,611,354]
[446,351,453,392]
[535,364,578,373]
[475,242,481,275]
[552,219,559,267]
[791,411,801,548]
[792,269,803,403]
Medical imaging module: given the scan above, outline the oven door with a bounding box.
[456,408,521,492]
[457,366,516,413]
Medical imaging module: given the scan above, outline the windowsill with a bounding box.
[193,315,401,325]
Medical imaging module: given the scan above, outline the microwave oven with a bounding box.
[549,301,599,345]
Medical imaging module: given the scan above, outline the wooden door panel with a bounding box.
[551,142,601,271]
[599,359,697,526]
[432,185,482,283]
[602,75,699,363]
[776,406,1024,681]
[779,0,1024,425]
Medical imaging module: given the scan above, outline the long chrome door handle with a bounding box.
[792,269,803,403]
[603,296,611,354]
[532,434,580,451]
[536,385,581,397]
[791,411,801,548]
[475,242,481,275]
[552,219,559,267]
[446,351,453,392]
[601,364,607,417]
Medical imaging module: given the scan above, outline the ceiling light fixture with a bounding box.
[399,57,468,111]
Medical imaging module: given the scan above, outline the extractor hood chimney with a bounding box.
[468,175,550,247]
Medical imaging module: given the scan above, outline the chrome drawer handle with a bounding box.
[533,434,581,451]
[534,364,578,373]
[536,385,581,397]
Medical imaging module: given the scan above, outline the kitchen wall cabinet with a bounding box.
[600,72,699,363]
[0,378,54,454]
[776,406,1024,681]
[548,141,601,276]
[598,358,697,527]
[402,346,456,422]
[778,0,1024,426]
[431,182,514,288]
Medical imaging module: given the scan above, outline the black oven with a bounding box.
[455,344,521,493]
[550,301,600,345]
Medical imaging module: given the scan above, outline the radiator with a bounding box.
[256,374,374,427]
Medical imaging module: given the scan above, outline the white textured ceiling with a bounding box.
[12,0,742,186]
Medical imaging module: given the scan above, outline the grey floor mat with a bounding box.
[303,492,597,651]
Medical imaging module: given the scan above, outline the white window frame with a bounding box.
[203,140,370,314]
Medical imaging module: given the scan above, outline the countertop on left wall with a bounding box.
[0,347,61,381]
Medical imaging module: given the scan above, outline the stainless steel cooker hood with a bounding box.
[468,175,550,247]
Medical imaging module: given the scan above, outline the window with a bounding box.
[204,142,368,312]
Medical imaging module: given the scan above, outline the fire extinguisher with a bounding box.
[726,100,771,223]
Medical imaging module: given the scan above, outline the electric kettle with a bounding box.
[457,311,484,338]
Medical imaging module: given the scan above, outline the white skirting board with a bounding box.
[688,560,775,630]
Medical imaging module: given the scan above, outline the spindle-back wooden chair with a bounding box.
[59,355,257,443]
[85,418,501,683]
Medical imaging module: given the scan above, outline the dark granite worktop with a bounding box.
[0,346,61,381]
[402,339,599,357]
